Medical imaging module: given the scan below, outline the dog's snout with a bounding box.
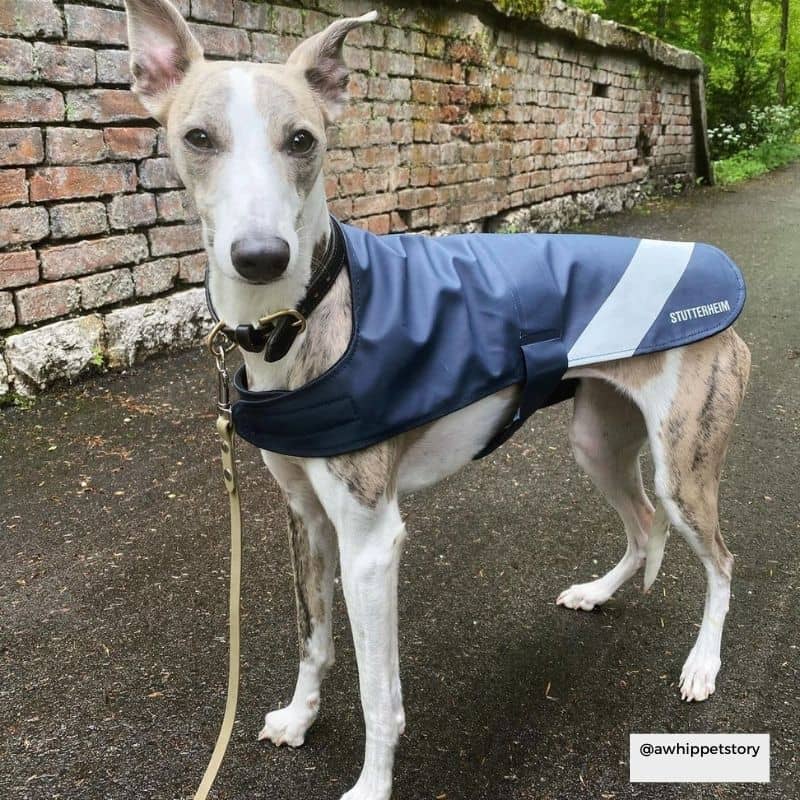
[230,236,290,283]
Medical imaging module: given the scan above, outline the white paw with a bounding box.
[258,704,316,748]
[340,781,391,800]
[556,580,611,611]
[679,648,721,702]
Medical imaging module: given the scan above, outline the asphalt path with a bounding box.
[1,165,798,799]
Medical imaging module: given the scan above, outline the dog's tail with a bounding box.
[643,501,670,592]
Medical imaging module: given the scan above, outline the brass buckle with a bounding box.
[257,308,307,333]
[206,320,237,359]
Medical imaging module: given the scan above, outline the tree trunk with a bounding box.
[656,1,668,37]
[777,0,790,104]
[698,0,718,54]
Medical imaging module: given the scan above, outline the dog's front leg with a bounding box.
[309,461,406,800]
[259,457,337,747]
[339,503,406,800]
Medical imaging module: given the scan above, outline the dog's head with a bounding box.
[124,0,374,292]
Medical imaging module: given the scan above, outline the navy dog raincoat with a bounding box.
[232,220,745,458]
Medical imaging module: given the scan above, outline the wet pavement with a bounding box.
[2,165,799,800]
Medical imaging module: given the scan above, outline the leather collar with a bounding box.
[205,217,347,363]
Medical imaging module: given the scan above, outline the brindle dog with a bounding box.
[123,2,751,797]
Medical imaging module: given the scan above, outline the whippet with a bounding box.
[123,2,751,797]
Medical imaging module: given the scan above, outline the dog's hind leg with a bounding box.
[557,378,654,610]
[258,456,338,747]
[636,332,750,701]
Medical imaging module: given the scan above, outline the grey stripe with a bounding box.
[567,239,695,367]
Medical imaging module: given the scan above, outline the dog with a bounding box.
[123,2,751,797]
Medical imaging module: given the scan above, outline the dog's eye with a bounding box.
[184,128,213,150]
[288,129,315,155]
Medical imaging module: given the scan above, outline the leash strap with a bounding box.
[194,335,242,800]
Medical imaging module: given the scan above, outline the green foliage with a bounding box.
[714,140,800,184]
[569,1,798,130]
[0,392,35,410]
[493,0,547,18]
[709,104,800,158]
[90,348,106,369]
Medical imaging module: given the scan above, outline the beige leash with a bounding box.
[193,325,242,800]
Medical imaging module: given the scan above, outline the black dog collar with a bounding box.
[205,217,347,362]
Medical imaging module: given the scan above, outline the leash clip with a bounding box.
[207,321,236,415]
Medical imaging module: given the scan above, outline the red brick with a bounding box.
[0,128,43,167]
[15,280,80,324]
[352,193,397,217]
[324,175,338,198]
[328,198,352,219]
[148,223,203,256]
[133,258,179,296]
[354,146,399,169]
[0,87,63,123]
[389,211,408,232]
[49,201,108,239]
[415,56,453,83]
[108,193,157,229]
[191,0,233,24]
[361,214,392,235]
[371,51,415,77]
[41,234,149,279]
[46,127,106,164]
[64,4,127,45]
[139,158,182,189]
[33,43,96,85]
[0,250,39,289]
[271,5,303,34]
[251,32,298,62]
[0,207,49,247]
[339,171,365,197]
[104,127,157,160]
[0,38,34,81]
[190,22,250,57]
[178,251,207,283]
[155,190,198,222]
[79,268,134,309]
[405,207,429,228]
[30,163,136,201]
[156,130,169,156]
[0,169,28,206]
[66,90,149,124]
[96,49,130,85]
[397,186,437,210]
[0,0,63,38]
[0,291,15,329]
[233,0,271,29]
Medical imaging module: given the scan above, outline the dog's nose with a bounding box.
[230,236,290,283]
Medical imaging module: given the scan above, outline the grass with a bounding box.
[713,140,800,185]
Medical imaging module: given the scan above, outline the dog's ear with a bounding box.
[124,0,204,123]
[287,10,377,120]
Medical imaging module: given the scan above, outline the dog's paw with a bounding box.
[257,703,316,748]
[556,581,611,611]
[340,779,392,800]
[679,648,720,702]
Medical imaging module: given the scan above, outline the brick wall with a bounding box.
[0,0,707,396]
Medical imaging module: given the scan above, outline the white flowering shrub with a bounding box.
[709,105,800,160]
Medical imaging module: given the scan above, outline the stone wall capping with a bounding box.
[480,0,705,74]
